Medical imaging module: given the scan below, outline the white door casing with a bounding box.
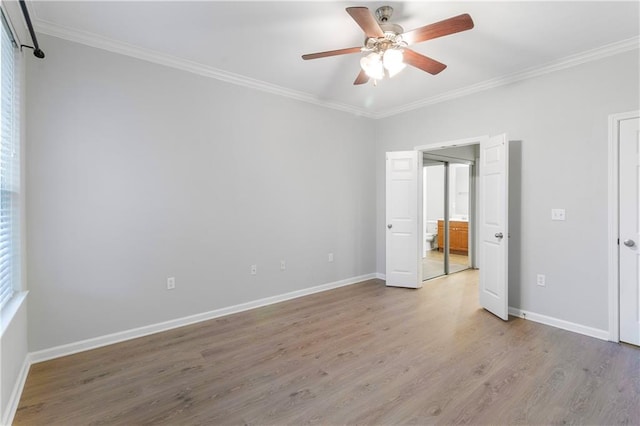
[386,151,422,288]
[479,134,509,320]
[619,116,640,346]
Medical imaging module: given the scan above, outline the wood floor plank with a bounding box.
[14,270,640,425]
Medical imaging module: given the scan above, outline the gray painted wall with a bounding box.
[375,49,640,331]
[22,34,639,353]
[25,35,376,351]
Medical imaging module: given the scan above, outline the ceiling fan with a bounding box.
[302,6,474,85]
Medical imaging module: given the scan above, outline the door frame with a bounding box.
[415,135,488,277]
[607,110,640,342]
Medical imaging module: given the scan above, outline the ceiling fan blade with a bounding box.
[346,7,384,38]
[403,49,447,75]
[302,47,362,60]
[354,69,369,85]
[402,13,474,45]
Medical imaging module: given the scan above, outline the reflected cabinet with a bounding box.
[437,220,469,255]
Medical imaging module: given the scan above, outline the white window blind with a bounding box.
[0,11,19,309]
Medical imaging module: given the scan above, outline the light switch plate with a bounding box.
[551,209,566,221]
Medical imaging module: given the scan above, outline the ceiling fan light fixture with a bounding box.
[360,52,384,80]
[383,48,406,77]
[302,6,475,85]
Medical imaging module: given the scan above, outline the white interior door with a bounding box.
[479,134,509,320]
[620,116,640,346]
[386,151,422,288]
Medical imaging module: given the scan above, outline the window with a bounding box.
[0,10,20,309]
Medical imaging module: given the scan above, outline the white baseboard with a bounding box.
[30,273,378,364]
[2,354,31,426]
[375,273,386,280]
[508,307,610,341]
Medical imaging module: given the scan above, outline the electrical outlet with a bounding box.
[551,209,566,221]
[328,253,334,262]
[280,260,286,271]
[536,274,546,287]
[167,277,175,290]
[250,264,257,275]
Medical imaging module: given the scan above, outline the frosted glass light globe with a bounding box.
[360,52,384,80]
[383,49,406,78]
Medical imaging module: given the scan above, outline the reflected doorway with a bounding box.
[422,153,474,281]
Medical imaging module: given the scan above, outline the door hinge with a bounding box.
[617,238,620,245]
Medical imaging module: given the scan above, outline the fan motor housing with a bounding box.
[375,5,394,22]
[381,23,404,35]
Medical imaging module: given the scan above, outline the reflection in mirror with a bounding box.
[447,164,470,274]
[422,163,445,280]
[422,162,471,281]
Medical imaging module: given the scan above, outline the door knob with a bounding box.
[495,232,504,239]
[387,224,393,229]
[624,239,636,247]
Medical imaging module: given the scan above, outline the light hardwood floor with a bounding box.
[14,270,640,425]
[422,250,469,280]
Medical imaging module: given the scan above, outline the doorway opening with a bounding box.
[421,146,478,282]
[386,133,509,318]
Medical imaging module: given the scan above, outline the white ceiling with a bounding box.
[30,1,640,118]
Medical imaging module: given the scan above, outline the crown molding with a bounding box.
[33,18,376,119]
[372,35,640,119]
[33,18,638,121]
